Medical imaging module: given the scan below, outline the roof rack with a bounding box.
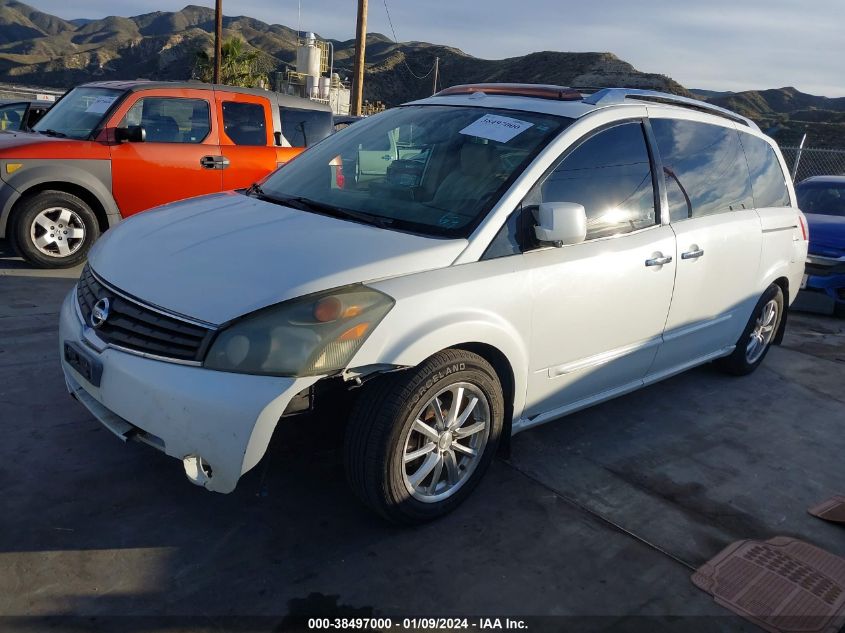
[583,88,759,130]
[435,83,583,101]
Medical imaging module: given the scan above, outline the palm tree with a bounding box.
[194,36,272,87]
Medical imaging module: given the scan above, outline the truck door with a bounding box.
[108,88,222,217]
[215,91,279,190]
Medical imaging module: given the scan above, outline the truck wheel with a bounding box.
[716,284,784,376]
[13,190,99,269]
[345,349,504,524]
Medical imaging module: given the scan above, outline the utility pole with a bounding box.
[351,0,368,115]
[213,0,223,84]
[432,56,439,95]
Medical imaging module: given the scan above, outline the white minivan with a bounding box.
[59,84,809,523]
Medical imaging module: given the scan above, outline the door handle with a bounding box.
[200,155,230,170]
[645,254,673,267]
[681,248,705,260]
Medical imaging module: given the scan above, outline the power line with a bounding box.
[381,0,438,81]
[382,0,399,43]
[402,59,437,80]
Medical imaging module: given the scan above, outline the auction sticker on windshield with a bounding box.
[459,113,533,143]
[85,95,118,114]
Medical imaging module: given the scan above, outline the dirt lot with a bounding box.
[1,238,844,632]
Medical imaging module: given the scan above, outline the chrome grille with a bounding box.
[76,265,214,363]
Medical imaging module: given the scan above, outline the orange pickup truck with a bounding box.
[0,80,333,268]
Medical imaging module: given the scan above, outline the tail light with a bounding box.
[798,213,809,241]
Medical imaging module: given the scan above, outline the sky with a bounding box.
[31,0,845,97]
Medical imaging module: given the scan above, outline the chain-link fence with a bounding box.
[780,146,845,183]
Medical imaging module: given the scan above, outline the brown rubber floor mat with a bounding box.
[809,496,845,524]
[692,537,845,633]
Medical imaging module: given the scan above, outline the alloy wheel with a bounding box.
[745,298,779,364]
[29,207,86,258]
[401,382,490,503]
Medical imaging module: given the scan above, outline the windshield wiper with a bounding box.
[253,191,393,229]
[245,183,271,199]
[37,129,67,138]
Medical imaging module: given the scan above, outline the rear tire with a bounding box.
[716,284,784,376]
[12,190,99,269]
[344,349,504,524]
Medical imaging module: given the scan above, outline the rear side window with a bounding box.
[280,107,333,148]
[222,102,267,146]
[122,97,210,143]
[652,119,753,221]
[739,134,791,208]
[525,121,658,241]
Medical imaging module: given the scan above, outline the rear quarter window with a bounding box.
[280,107,333,147]
[739,134,791,208]
[652,118,753,221]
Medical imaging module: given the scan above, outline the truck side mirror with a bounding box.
[115,125,146,143]
[534,202,587,246]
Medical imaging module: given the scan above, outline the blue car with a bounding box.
[796,176,845,313]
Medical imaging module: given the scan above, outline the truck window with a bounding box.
[280,107,333,148]
[222,102,267,146]
[122,97,210,144]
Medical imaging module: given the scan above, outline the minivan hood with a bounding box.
[89,192,468,324]
[806,213,845,256]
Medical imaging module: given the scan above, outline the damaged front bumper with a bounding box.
[59,290,320,493]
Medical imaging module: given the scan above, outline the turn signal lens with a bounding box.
[5,163,22,174]
[339,322,370,341]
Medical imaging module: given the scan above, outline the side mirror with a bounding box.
[534,201,587,246]
[115,125,145,143]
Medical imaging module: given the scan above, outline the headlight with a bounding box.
[203,285,394,377]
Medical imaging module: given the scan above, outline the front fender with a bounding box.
[352,259,532,421]
[0,159,118,236]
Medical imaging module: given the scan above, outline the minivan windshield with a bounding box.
[256,105,570,237]
[796,181,845,217]
[32,87,124,140]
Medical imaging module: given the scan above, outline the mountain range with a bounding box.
[0,0,842,148]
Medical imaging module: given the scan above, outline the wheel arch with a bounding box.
[1,162,119,238]
[351,312,529,432]
[10,181,112,234]
[451,342,517,456]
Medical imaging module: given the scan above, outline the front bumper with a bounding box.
[59,290,319,493]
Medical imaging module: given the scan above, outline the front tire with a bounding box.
[344,349,504,524]
[12,190,99,269]
[716,284,784,376]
